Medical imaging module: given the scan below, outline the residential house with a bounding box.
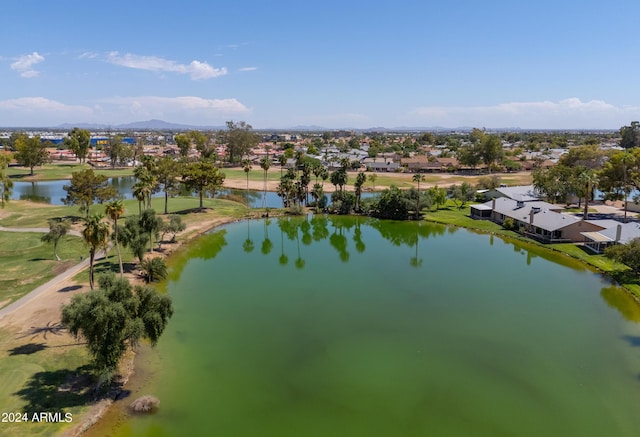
[581,221,640,253]
[471,197,604,243]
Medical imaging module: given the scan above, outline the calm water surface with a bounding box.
[11,178,365,208]
[88,216,640,437]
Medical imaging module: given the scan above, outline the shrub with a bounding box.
[502,217,516,230]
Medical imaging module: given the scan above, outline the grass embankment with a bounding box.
[0,195,250,436]
[423,201,640,298]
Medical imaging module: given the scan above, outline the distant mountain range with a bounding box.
[11,119,610,133]
[56,119,226,131]
[52,119,474,132]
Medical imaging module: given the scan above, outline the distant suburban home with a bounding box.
[483,185,541,202]
[401,156,459,172]
[363,158,400,172]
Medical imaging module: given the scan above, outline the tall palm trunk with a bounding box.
[114,219,123,276]
[89,249,95,290]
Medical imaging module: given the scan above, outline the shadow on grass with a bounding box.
[17,321,65,341]
[14,364,132,414]
[93,259,138,277]
[8,342,47,355]
[14,365,96,413]
[58,285,83,293]
[172,207,211,215]
[8,173,30,180]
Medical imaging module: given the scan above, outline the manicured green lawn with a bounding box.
[0,326,93,437]
[7,163,135,181]
[0,232,85,308]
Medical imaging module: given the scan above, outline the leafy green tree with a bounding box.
[82,214,110,290]
[371,185,413,219]
[599,151,636,222]
[63,169,118,217]
[14,134,49,176]
[476,175,501,190]
[41,219,71,261]
[65,128,91,164]
[557,144,604,170]
[220,121,259,163]
[140,209,160,253]
[105,134,127,168]
[61,273,173,379]
[449,182,475,209]
[620,121,640,149]
[105,200,125,275]
[428,185,447,211]
[174,133,191,158]
[532,165,576,204]
[456,144,481,169]
[158,214,186,245]
[140,256,168,283]
[479,134,504,172]
[605,237,640,275]
[182,160,225,210]
[119,215,149,263]
[155,156,181,214]
[0,154,12,208]
[188,130,209,155]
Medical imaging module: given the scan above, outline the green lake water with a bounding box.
[90,216,640,437]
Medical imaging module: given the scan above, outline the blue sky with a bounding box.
[2,0,639,129]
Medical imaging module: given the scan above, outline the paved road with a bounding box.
[0,226,101,320]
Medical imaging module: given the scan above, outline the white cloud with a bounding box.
[410,98,640,129]
[239,67,257,72]
[78,51,99,59]
[106,52,227,80]
[0,97,93,124]
[10,52,45,78]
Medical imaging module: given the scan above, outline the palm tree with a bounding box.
[242,158,252,207]
[354,172,367,211]
[578,170,598,220]
[132,182,146,216]
[278,154,287,176]
[412,173,425,216]
[259,156,271,208]
[105,199,125,276]
[82,214,110,290]
[140,256,168,283]
[368,173,377,191]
